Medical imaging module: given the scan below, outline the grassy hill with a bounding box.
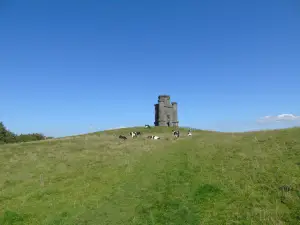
[0,126,299,224]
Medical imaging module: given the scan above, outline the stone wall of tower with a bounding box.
[154,104,159,126]
[171,102,178,127]
[159,95,169,126]
[159,100,167,126]
[154,95,179,127]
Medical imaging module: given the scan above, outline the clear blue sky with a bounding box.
[1,0,300,137]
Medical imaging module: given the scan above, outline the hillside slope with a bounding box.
[0,127,299,224]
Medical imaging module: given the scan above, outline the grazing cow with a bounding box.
[129,132,136,138]
[145,124,151,128]
[187,129,192,136]
[172,130,180,138]
[119,135,127,140]
[147,135,160,140]
[129,131,141,138]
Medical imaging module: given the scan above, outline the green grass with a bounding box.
[0,126,300,224]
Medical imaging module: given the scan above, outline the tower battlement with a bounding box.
[158,95,170,99]
[154,95,179,127]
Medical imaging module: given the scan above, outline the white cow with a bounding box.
[148,135,160,140]
[129,131,141,138]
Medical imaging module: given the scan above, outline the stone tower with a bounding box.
[154,95,179,127]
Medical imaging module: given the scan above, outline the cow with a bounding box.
[187,129,192,136]
[129,131,141,138]
[172,130,180,138]
[119,135,127,140]
[145,124,151,129]
[147,135,160,140]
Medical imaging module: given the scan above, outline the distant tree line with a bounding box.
[0,121,53,144]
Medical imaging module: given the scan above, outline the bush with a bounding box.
[0,122,17,144]
[15,133,46,142]
[0,122,49,145]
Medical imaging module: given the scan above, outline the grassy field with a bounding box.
[0,126,299,224]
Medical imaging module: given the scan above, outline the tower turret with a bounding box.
[171,102,178,127]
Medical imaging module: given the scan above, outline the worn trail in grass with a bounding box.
[0,127,299,224]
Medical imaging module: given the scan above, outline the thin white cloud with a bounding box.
[106,126,127,130]
[257,114,300,123]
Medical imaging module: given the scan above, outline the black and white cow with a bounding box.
[129,131,141,138]
[145,124,151,129]
[172,130,180,138]
[147,135,160,140]
[187,129,192,136]
[119,135,127,140]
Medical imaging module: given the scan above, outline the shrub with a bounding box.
[0,121,49,145]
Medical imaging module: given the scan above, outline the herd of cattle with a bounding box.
[118,125,192,140]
